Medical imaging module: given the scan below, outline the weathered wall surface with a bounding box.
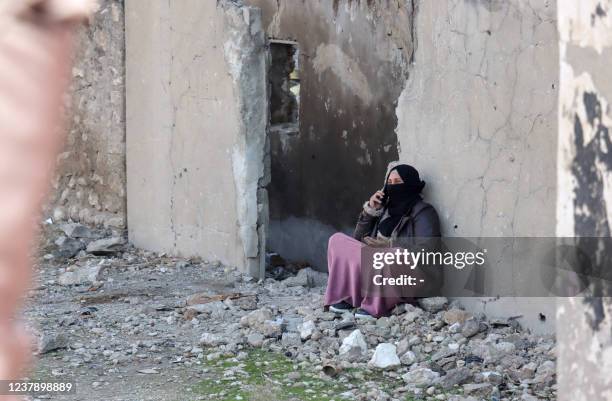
[125,0,268,276]
[395,0,558,332]
[246,0,416,269]
[49,0,126,228]
[557,1,612,399]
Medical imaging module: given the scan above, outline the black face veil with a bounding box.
[377,164,425,237]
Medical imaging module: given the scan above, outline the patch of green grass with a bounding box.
[194,348,351,401]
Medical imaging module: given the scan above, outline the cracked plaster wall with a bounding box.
[557,1,612,399]
[49,0,126,229]
[395,0,558,332]
[125,0,267,276]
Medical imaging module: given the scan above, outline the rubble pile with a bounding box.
[25,223,556,401]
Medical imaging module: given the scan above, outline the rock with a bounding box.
[462,383,492,396]
[368,343,401,369]
[403,310,423,324]
[283,268,328,287]
[461,318,480,338]
[417,297,448,313]
[261,319,283,338]
[448,322,462,333]
[54,236,85,258]
[60,223,102,239]
[440,367,472,389]
[431,344,458,362]
[185,301,226,316]
[334,315,356,331]
[339,329,368,361]
[281,332,301,347]
[400,350,417,366]
[299,320,315,341]
[240,308,273,329]
[533,360,555,385]
[138,368,159,374]
[86,236,125,255]
[402,368,440,387]
[471,341,516,363]
[247,333,264,347]
[521,394,542,401]
[519,361,538,379]
[443,309,471,325]
[58,261,107,286]
[481,371,503,385]
[39,333,68,354]
[396,338,410,356]
[199,333,224,347]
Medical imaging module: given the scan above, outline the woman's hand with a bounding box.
[363,236,391,248]
[368,190,385,209]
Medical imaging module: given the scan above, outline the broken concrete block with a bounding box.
[58,261,107,286]
[86,236,125,255]
[283,267,328,287]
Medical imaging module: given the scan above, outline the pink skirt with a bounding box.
[323,232,407,317]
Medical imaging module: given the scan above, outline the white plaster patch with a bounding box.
[558,0,612,54]
[557,61,612,235]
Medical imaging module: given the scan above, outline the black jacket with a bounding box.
[353,200,441,246]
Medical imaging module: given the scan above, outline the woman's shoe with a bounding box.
[329,301,353,314]
[354,308,376,321]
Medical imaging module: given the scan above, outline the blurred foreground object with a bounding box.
[0,0,93,399]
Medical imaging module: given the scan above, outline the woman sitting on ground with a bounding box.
[324,164,441,320]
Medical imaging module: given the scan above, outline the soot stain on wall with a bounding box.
[253,0,416,231]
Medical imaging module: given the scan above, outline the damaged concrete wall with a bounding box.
[49,0,126,228]
[557,1,612,399]
[125,0,268,276]
[247,0,416,269]
[395,1,558,332]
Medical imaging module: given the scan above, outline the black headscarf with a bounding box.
[377,164,425,237]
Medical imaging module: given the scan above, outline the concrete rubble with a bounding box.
[26,222,557,400]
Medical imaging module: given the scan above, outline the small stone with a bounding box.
[283,267,328,287]
[247,333,264,347]
[519,362,538,379]
[463,383,492,396]
[281,332,301,347]
[299,320,316,341]
[138,368,159,374]
[240,308,273,329]
[39,333,68,354]
[86,236,125,255]
[481,371,503,385]
[418,297,448,313]
[261,319,283,338]
[54,236,85,258]
[368,343,401,370]
[339,329,368,361]
[461,318,480,338]
[60,223,101,239]
[443,309,471,325]
[440,367,472,389]
[402,368,440,387]
[199,333,224,347]
[400,350,417,366]
[58,261,107,286]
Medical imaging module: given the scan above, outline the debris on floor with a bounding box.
[24,223,556,401]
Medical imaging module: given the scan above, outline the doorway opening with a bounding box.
[265,39,307,280]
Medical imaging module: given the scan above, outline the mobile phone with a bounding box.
[379,188,388,206]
